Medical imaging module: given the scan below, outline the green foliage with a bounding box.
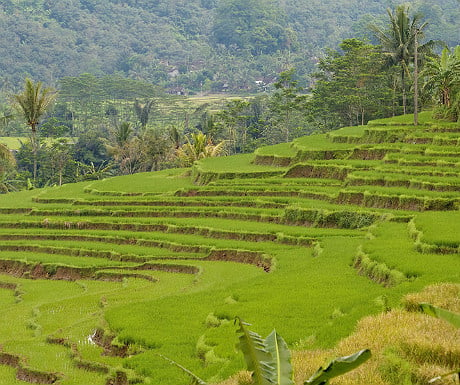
[1,0,459,94]
[12,79,57,132]
[269,68,308,143]
[309,39,393,129]
[212,0,291,55]
[176,132,227,167]
[0,111,458,385]
[159,354,208,385]
[304,349,371,385]
[236,318,369,385]
[422,46,460,121]
[379,348,414,385]
[134,99,155,130]
[236,317,275,385]
[265,330,294,385]
[353,247,408,287]
[370,4,434,115]
[12,78,57,182]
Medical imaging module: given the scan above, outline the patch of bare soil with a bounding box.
[0,350,60,384]
[207,249,271,272]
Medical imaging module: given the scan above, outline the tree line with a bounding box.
[0,0,458,93]
[0,5,459,191]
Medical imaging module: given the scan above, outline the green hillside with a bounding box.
[0,112,458,384]
[0,0,459,91]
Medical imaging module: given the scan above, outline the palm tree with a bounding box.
[421,46,460,109]
[114,121,133,147]
[134,99,155,131]
[176,132,226,167]
[371,5,430,114]
[12,78,56,182]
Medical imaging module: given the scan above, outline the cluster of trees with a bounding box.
[422,46,460,121]
[0,0,458,93]
[311,5,460,129]
[2,78,231,190]
[0,5,458,191]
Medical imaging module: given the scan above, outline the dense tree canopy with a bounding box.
[212,0,291,55]
[0,0,458,92]
[308,39,394,129]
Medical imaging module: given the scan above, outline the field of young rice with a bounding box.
[0,113,458,385]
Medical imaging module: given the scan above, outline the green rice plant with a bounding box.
[195,153,288,174]
[367,111,434,126]
[208,177,341,188]
[337,187,460,211]
[284,163,352,180]
[384,152,460,167]
[413,212,460,251]
[192,168,286,185]
[159,354,208,385]
[254,143,298,158]
[352,246,407,287]
[346,170,460,192]
[0,113,459,385]
[361,126,412,144]
[250,143,297,166]
[312,242,324,258]
[379,347,415,385]
[85,168,194,194]
[327,125,367,144]
[283,206,381,229]
[343,185,460,199]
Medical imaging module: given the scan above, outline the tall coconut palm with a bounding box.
[421,46,460,109]
[371,5,431,114]
[12,78,57,182]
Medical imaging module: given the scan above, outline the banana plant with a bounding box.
[236,317,293,385]
[235,317,370,385]
[304,349,371,385]
[165,318,370,385]
[420,303,460,328]
[266,330,294,385]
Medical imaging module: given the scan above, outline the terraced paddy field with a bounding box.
[0,112,459,385]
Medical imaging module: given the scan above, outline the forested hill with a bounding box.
[1,0,459,93]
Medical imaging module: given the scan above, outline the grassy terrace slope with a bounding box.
[0,112,459,385]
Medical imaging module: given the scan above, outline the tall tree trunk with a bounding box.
[413,32,419,126]
[31,124,37,183]
[392,76,397,117]
[401,66,406,115]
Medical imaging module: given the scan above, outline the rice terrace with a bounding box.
[0,111,459,385]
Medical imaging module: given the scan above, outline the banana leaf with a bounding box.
[265,330,294,385]
[235,317,275,385]
[304,349,371,385]
[420,303,460,328]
